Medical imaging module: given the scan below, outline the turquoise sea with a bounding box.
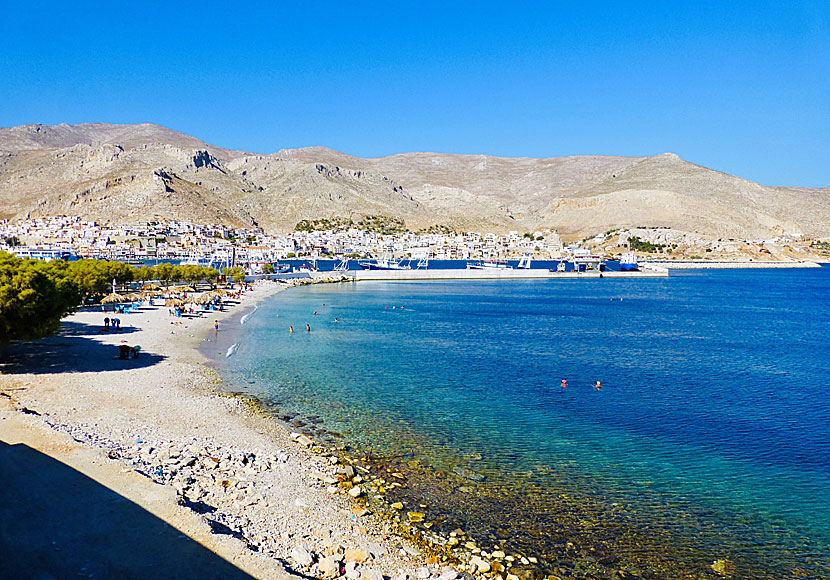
[220,268,830,578]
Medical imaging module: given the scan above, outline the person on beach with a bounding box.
[104,317,110,331]
[214,320,219,333]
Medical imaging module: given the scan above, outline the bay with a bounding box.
[221,268,830,578]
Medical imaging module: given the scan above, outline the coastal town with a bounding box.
[2,215,824,269]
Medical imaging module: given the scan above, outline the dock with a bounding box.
[315,268,668,281]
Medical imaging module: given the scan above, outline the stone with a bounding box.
[318,555,341,578]
[711,559,737,576]
[348,485,363,497]
[291,546,315,568]
[391,502,404,510]
[407,512,425,523]
[416,567,430,579]
[338,465,356,479]
[491,551,505,559]
[451,466,486,482]
[296,435,313,447]
[363,568,384,580]
[469,556,490,574]
[438,566,458,580]
[345,549,371,563]
[506,575,520,580]
[345,561,360,579]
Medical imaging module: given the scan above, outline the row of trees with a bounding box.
[0,253,247,344]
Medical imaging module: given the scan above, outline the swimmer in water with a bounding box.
[594,381,602,390]
[306,323,310,333]
[561,379,567,389]
[289,326,293,334]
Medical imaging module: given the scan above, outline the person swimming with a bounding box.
[289,326,293,334]
[561,379,567,389]
[594,381,602,390]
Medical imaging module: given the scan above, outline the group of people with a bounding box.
[103,317,121,331]
[560,379,602,390]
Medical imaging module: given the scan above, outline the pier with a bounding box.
[317,268,668,281]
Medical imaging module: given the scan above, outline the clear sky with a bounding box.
[1,1,827,187]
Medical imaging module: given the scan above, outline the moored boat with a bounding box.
[620,252,639,271]
[467,259,513,270]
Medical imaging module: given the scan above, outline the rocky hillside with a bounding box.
[1,122,827,239]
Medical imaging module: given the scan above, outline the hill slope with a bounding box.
[1,122,827,238]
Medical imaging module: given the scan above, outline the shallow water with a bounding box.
[222,269,830,578]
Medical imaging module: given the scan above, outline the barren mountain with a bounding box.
[1,122,827,239]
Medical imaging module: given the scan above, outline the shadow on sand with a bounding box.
[56,320,141,337]
[0,334,166,375]
[0,440,257,580]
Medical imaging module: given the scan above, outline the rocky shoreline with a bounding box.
[0,280,460,580]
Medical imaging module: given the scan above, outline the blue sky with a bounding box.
[1,1,827,186]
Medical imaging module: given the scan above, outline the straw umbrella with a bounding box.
[164,298,186,308]
[101,293,125,304]
[140,283,162,291]
[171,285,196,293]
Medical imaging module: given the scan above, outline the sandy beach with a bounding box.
[0,281,440,580]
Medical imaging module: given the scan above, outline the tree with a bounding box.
[262,263,275,274]
[152,263,175,287]
[222,266,246,284]
[0,252,81,344]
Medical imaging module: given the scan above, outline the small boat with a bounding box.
[550,261,567,273]
[619,252,639,271]
[467,259,513,270]
[517,254,532,269]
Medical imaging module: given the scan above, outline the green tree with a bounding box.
[261,263,275,274]
[152,263,175,287]
[222,266,246,284]
[0,252,81,344]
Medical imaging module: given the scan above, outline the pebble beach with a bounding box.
[0,280,459,580]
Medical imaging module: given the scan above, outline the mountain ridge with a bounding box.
[1,122,827,239]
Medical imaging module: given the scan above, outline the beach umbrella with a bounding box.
[101,293,125,304]
[164,298,186,307]
[140,283,162,291]
[209,288,231,296]
[193,294,215,305]
[171,285,196,293]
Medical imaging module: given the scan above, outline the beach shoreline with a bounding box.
[0,280,438,580]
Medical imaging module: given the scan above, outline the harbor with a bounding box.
[335,267,667,281]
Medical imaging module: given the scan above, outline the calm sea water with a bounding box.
[221,268,830,578]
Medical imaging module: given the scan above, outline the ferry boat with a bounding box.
[13,247,76,262]
[358,257,411,270]
[619,252,639,271]
[466,259,513,270]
